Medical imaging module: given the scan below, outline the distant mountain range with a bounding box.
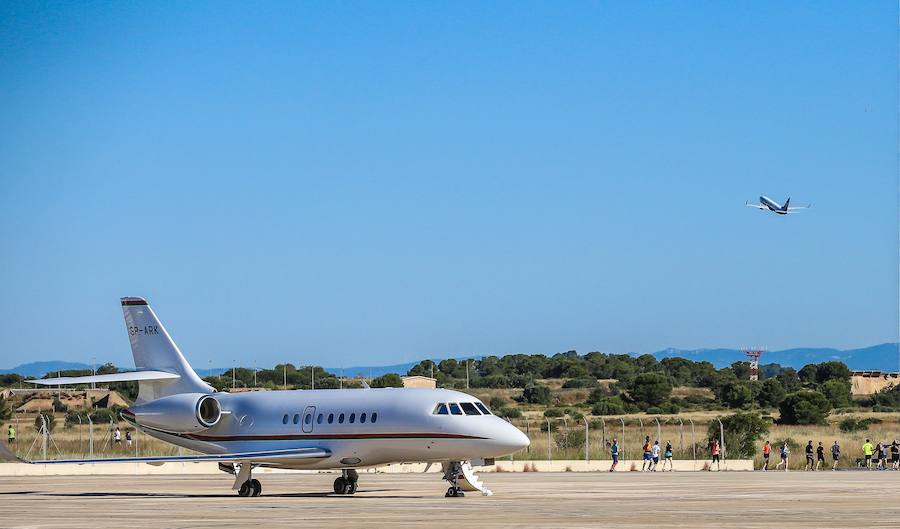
[2,344,897,378]
[651,343,899,371]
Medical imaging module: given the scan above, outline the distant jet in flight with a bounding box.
[745,196,811,215]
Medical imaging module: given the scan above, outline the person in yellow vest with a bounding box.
[6,424,15,445]
[862,439,874,469]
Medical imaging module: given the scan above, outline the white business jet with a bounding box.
[1,297,529,498]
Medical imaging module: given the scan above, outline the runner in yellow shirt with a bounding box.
[862,439,874,469]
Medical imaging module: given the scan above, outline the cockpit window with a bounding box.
[449,403,463,415]
[433,403,448,415]
[475,402,491,415]
[460,402,481,416]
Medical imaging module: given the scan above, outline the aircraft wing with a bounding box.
[745,202,766,210]
[0,443,330,465]
[28,370,181,386]
[787,204,811,211]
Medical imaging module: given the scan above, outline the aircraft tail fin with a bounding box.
[783,197,791,211]
[120,297,213,403]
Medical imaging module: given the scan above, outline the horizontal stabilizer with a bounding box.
[28,370,181,386]
[7,446,329,465]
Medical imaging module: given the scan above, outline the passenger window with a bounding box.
[328,413,334,424]
[293,414,300,424]
[304,414,312,425]
[475,402,491,415]
[371,412,378,423]
[360,412,367,424]
[338,413,345,424]
[434,403,448,415]
[460,402,481,415]
[349,413,356,424]
[282,414,288,424]
[449,403,462,415]
[317,414,324,424]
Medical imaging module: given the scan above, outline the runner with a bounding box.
[762,440,771,471]
[641,436,652,471]
[650,440,661,471]
[831,440,840,471]
[892,440,899,470]
[815,442,825,471]
[862,439,874,469]
[663,440,674,472]
[775,442,789,471]
[709,438,721,472]
[804,440,814,471]
[609,438,619,472]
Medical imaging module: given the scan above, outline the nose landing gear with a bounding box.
[332,469,359,495]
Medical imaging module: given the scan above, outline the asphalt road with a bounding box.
[1,470,898,528]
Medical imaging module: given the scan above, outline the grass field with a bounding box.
[5,409,897,471]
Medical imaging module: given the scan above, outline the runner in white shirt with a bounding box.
[651,440,661,471]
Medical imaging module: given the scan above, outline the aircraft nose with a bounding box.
[497,421,530,454]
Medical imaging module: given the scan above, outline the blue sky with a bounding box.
[0,2,897,369]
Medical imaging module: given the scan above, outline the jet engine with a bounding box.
[127,393,223,433]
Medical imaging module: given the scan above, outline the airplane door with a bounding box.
[302,406,316,433]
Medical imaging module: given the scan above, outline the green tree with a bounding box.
[778,390,830,425]
[591,397,626,415]
[756,378,787,408]
[775,368,802,393]
[820,379,852,408]
[717,381,754,409]
[798,364,818,386]
[627,372,672,407]
[371,373,403,388]
[707,412,770,459]
[814,361,851,385]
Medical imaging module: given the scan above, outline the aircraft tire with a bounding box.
[333,477,346,494]
[250,479,262,497]
[238,482,252,497]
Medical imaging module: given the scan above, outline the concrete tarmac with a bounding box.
[1,471,898,528]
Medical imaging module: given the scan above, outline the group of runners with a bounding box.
[607,435,679,472]
[761,438,900,471]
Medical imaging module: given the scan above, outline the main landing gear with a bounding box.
[333,469,359,495]
[230,463,262,497]
[238,479,262,497]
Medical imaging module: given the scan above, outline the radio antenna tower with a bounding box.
[743,348,765,381]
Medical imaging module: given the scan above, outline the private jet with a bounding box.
[745,196,811,215]
[0,297,529,498]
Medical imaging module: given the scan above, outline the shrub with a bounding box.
[706,412,770,459]
[562,378,599,389]
[554,428,586,450]
[371,373,403,388]
[544,408,564,418]
[33,413,57,432]
[839,417,878,433]
[658,400,681,414]
[778,390,830,425]
[488,396,507,410]
[645,406,663,415]
[496,407,522,419]
[591,397,626,416]
[520,384,552,405]
[756,378,787,408]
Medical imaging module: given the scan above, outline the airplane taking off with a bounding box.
[745,196,811,215]
[1,297,529,498]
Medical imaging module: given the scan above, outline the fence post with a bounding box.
[599,417,606,460]
[619,417,626,462]
[562,417,568,450]
[689,418,695,470]
[524,417,530,453]
[545,417,552,468]
[40,415,48,461]
[583,417,589,462]
[677,418,684,458]
[654,417,661,443]
[77,416,83,458]
[638,417,644,442]
[88,415,94,459]
[717,417,725,468]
